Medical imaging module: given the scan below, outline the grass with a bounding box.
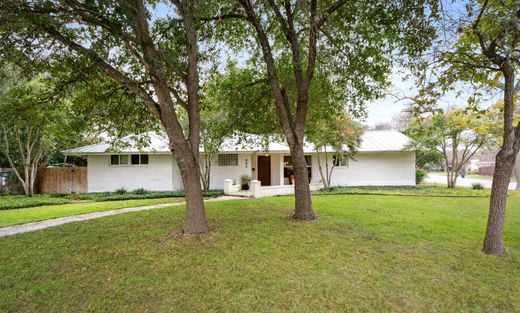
[0,190,224,211]
[0,198,185,227]
[314,184,511,197]
[1,192,520,312]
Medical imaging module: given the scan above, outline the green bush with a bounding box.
[65,189,224,201]
[240,175,251,185]
[134,188,148,195]
[314,185,493,197]
[471,183,484,190]
[0,195,70,210]
[115,187,127,194]
[0,189,225,210]
[416,169,427,184]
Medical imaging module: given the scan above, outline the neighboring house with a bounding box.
[468,147,500,175]
[64,130,416,192]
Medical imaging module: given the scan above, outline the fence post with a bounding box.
[250,180,261,198]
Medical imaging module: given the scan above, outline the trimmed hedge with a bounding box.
[65,189,224,201]
[0,195,70,211]
[314,185,496,197]
[0,189,224,211]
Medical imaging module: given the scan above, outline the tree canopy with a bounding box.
[0,67,74,195]
[406,106,498,187]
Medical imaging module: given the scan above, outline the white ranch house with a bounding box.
[65,130,416,196]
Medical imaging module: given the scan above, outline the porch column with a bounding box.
[279,154,284,186]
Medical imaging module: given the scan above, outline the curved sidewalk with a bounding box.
[0,196,244,238]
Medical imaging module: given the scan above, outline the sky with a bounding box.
[151,1,500,128]
[364,72,416,127]
[363,72,502,128]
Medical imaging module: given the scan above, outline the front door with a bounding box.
[257,155,271,186]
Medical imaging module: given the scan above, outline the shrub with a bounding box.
[471,183,484,190]
[64,189,225,201]
[240,175,251,190]
[416,169,427,184]
[0,195,70,210]
[115,187,127,194]
[134,188,148,195]
[240,175,251,185]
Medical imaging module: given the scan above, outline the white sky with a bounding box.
[363,69,502,127]
[364,73,416,126]
[152,1,503,128]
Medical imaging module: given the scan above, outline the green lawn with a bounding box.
[0,198,185,227]
[1,193,520,312]
[315,184,509,197]
[0,189,223,211]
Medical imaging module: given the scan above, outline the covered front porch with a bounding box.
[251,153,313,186]
[223,152,323,198]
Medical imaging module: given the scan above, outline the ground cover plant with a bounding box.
[0,195,69,210]
[64,190,224,202]
[0,190,224,211]
[314,185,512,197]
[0,198,186,227]
[1,193,519,312]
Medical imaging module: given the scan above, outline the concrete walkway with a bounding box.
[425,173,518,190]
[0,196,245,238]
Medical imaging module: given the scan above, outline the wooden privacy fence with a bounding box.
[37,167,87,194]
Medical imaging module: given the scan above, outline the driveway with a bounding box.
[426,173,518,190]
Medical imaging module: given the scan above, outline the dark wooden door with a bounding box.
[257,155,271,186]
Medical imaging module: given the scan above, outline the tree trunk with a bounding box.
[205,156,211,191]
[447,174,452,188]
[483,63,518,255]
[452,170,459,188]
[174,147,209,234]
[514,151,520,191]
[316,149,329,189]
[482,148,516,255]
[199,154,211,191]
[290,144,315,220]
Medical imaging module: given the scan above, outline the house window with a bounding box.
[218,154,238,166]
[131,154,140,165]
[333,154,348,167]
[283,155,312,183]
[110,154,148,166]
[120,155,128,165]
[110,155,128,165]
[283,156,312,167]
[111,155,119,165]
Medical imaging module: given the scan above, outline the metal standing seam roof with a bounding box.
[63,130,414,155]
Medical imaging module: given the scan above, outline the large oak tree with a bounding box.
[433,0,519,255]
[222,0,439,219]
[0,0,226,233]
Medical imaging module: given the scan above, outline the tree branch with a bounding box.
[32,23,162,118]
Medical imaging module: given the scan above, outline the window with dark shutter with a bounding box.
[111,155,119,165]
